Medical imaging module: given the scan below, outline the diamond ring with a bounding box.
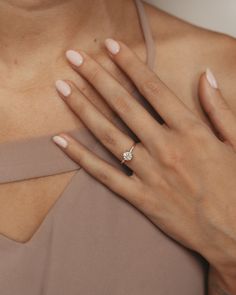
[121,143,136,164]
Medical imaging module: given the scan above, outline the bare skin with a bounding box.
[0,0,146,243]
[53,39,236,294]
[0,1,235,293]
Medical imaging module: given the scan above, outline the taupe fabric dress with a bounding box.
[0,0,208,294]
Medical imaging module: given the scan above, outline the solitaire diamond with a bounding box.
[123,151,133,161]
[121,143,136,164]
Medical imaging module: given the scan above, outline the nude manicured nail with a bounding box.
[52,135,68,148]
[55,80,71,97]
[206,68,218,89]
[105,38,120,54]
[66,50,83,66]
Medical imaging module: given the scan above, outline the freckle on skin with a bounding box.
[14,59,18,65]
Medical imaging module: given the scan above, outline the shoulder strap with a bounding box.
[135,0,156,71]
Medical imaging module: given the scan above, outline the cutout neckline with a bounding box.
[0,0,156,186]
[0,0,156,247]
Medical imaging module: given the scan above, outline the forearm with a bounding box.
[208,267,236,295]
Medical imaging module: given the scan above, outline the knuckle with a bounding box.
[71,97,87,116]
[140,76,162,96]
[97,170,110,183]
[78,81,89,96]
[113,95,130,114]
[119,78,136,94]
[88,66,101,84]
[101,131,117,147]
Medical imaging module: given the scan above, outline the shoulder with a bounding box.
[143,1,236,108]
[142,0,236,65]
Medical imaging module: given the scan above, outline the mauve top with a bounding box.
[0,0,208,294]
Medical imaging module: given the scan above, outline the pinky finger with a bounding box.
[52,132,138,202]
[199,69,236,146]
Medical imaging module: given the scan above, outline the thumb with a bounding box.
[198,68,236,146]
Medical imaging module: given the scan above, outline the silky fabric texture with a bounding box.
[0,0,208,294]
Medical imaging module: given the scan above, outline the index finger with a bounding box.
[104,38,199,130]
[65,48,165,149]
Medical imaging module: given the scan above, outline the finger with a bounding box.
[71,68,116,122]
[64,48,166,148]
[93,54,138,96]
[51,132,140,205]
[55,79,150,176]
[198,68,236,146]
[104,38,198,130]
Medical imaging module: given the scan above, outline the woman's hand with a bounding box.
[53,39,236,294]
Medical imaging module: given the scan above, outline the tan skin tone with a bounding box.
[0,0,236,293]
[0,0,142,241]
[55,42,236,295]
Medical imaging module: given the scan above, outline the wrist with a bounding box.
[208,266,236,295]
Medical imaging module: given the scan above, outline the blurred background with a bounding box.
[146,0,236,37]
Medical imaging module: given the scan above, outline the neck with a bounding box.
[0,0,138,69]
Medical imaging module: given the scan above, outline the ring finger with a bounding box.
[55,79,150,176]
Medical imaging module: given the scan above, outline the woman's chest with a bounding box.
[0,56,130,243]
[0,43,235,244]
[0,84,85,243]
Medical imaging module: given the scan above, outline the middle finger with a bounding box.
[65,49,166,149]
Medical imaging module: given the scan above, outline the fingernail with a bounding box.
[105,38,120,55]
[66,50,83,66]
[206,68,218,89]
[55,80,71,97]
[52,135,68,148]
